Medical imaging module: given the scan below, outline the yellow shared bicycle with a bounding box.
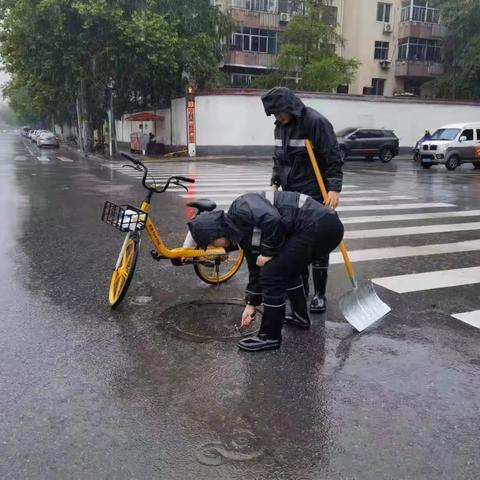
[101,153,244,308]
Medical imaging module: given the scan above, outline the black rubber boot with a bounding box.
[310,266,328,313]
[285,283,310,329]
[301,267,310,297]
[238,301,284,352]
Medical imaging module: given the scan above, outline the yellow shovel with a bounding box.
[305,140,391,332]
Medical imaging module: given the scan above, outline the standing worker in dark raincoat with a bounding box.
[261,87,343,318]
[188,191,344,352]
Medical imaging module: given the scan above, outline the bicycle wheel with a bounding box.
[109,233,139,308]
[194,249,244,285]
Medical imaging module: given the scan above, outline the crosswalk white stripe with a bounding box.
[37,156,50,162]
[330,239,480,265]
[336,203,454,212]
[342,209,480,225]
[340,190,387,195]
[372,266,480,293]
[451,311,480,329]
[57,156,74,163]
[344,221,480,239]
[186,194,415,202]
[337,196,416,202]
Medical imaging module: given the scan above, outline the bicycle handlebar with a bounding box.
[120,152,195,193]
[172,175,195,184]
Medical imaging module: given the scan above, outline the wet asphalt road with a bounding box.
[1,133,480,479]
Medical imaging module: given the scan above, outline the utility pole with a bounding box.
[107,80,116,157]
[76,93,84,152]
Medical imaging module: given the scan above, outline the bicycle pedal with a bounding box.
[150,249,162,261]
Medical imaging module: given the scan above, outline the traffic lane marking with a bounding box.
[330,239,480,265]
[57,156,74,162]
[451,311,480,329]
[344,221,480,239]
[342,210,480,225]
[372,266,480,293]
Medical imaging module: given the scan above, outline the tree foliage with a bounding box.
[0,0,231,127]
[254,0,359,92]
[427,0,480,100]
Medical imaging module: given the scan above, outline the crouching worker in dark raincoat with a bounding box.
[187,191,344,353]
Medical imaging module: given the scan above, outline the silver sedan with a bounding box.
[36,132,60,148]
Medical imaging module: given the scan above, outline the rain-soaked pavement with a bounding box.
[1,132,479,479]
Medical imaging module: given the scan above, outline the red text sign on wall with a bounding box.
[187,99,195,145]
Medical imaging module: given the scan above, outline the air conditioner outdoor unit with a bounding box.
[279,12,290,23]
[383,23,393,33]
[380,60,391,69]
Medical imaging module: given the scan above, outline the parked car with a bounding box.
[21,126,31,137]
[420,123,480,170]
[31,130,49,143]
[36,132,60,148]
[336,127,400,163]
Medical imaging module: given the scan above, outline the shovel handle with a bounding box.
[305,140,358,288]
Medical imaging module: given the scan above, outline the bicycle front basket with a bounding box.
[101,202,148,232]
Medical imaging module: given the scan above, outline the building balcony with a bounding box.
[395,60,444,78]
[230,7,282,29]
[399,21,448,39]
[224,50,277,68]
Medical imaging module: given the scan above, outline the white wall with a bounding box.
[195,93,480,148]
[171,97,187,146]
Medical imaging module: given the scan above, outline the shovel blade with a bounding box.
[339,282,391,332]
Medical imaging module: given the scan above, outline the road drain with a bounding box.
[162,300,260,341]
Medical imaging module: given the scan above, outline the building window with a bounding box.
[372,78,386,96]
[374,41,389,60]
[400,0,440,24]
[232,0,277,13]
[232,28,278,54]
[398,37,442,62]
[377,2,392,22]
[322,6,338,26]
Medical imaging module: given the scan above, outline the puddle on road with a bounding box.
[161,300,259,342]
[196,428,264,466]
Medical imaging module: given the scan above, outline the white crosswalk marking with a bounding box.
[57,156,74,163]
[344,221,480,239]
[372,267,480,293]
[451,311,480,329]
[331,239,480,265]
[342,209,480,225]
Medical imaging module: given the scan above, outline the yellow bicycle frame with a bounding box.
[139,200,226,259]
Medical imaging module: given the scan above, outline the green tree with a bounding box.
[254,0,359,92]
[427,0,480,100]
[0,0,231,137]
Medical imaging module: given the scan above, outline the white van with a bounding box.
[420,122,480,170]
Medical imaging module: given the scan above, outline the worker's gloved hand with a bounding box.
[270,175,281,188]
[241,305,257,328]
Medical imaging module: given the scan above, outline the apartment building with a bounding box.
[336,0,445,96]
[215,0,445,96]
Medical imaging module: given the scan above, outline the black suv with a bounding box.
[336,127,399,163]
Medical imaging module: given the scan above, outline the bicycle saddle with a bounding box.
[186,199,217,212]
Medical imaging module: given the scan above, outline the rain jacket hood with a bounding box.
[187,211,243,250]
[262,87,306,119]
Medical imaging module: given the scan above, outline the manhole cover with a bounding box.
[162,300,260,341]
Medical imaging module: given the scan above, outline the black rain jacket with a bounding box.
[188,191,339,305]
[262,87,343,198]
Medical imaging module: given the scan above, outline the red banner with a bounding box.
[187,100,195,145]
